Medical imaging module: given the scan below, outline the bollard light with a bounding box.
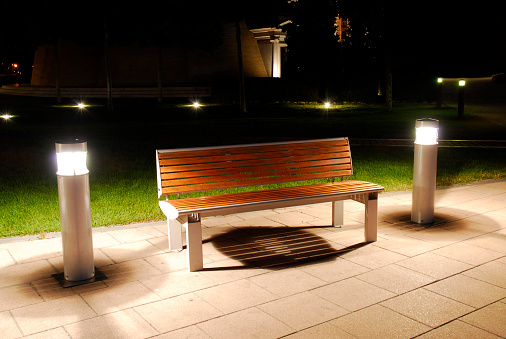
[415,124,438,145]
[412,119,439,224]
[56,140,94,282]
[56,148,88,176]
[459,80,466,87]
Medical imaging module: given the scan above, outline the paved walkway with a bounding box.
[1,180,505,338]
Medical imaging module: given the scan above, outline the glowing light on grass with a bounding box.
[459,80,466,87]
[76,103,87,109]
[1,114,13,120]
[192,102,201,108]
[324,102,331,109]
[437,78,443,83]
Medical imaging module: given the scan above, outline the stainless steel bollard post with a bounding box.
[56,140,94,281]
[411,119,439,224]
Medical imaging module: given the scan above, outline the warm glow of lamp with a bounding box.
[1,114,13,120]
[192,102,201,108]
[415,119,439,145]
[324,102,331,108]
[437,78,443,83]
[459,80,466,87]
[77,103,86,109]
[56,141,89,176]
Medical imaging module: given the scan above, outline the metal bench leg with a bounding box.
[332,200,344,227]
[186,218,203,272]
[364,193,378,242]
[168,216,185,251]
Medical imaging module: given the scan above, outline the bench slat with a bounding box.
[165,180,381,213]
[162,163,352,187]
[161,169,353,195]
[160,151,351,174]
[159,145,350,167]
[158,139,349,160]
[161,158,351,180]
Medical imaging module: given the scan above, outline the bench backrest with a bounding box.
[156,137,353,199]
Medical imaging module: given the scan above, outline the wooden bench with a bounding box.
[156,137,384,271]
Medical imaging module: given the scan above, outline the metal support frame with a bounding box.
[167,216,185,251]
[164,192,380,272]
[332,200,344,227]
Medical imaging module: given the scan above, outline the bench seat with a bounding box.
[159,180,382,218]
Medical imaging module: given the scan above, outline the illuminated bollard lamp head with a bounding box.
[415,118,439,145]
[55,140,95,282]
[56,140,89,176]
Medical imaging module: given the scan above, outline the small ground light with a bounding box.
[324,102,331,108]
[77,103,86,109]
[192,102,201,108]
[1,114,13,120]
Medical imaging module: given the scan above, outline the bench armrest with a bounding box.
[158,200,179,220]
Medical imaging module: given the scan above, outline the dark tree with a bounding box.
[284,0,340,101]
[123,2,224,103]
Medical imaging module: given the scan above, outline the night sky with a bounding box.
[1,2,503,81]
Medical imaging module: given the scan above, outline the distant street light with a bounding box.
[412,119,439,224]
[436,78,443,108]
[458,80,465,118]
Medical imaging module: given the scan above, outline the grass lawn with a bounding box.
[1,97,505,238]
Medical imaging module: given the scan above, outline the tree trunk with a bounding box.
[385,51,392,112]
[157,44,163,103]
[104,18,113,111]
[235,20,246,113]
[53,38,61,103]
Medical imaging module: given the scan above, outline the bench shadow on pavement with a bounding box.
[203,226,369,271]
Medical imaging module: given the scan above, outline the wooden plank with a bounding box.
[162,164,352,188]
[171,183,382,211]
[158,145,350,166]
[161,158,351,181]
[161,169,353,195]
[158,139,349,160]
[159,151,351,174]
[166,181,383,211]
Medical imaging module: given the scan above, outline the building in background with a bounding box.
[28,21,286,93]
[250,22,288,78]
